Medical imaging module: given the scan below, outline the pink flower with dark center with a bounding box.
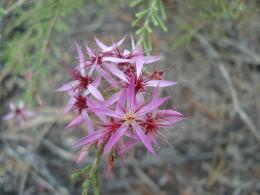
[104,54,176,95]
[69,69,93,92]
[76,37,131,76]
[57,35,185,169]
[2,101,34,126]
[64,92,94,132]
[57,70,104,101]
[89,76,170,155]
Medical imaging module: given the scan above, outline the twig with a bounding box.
[5,0,28,14]
[220,38,260,66]
[195,33,260,142]
[133,167,161,193]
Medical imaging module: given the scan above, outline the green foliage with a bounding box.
[91,170,100,195]
[131,0,168,54]
[171,0,248,49]
[1,0,87,104]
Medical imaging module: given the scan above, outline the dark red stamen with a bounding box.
[150,69,164,80]
[69,69,93,91]
[15,108,22,115]
[141,113,159,135]
[101,119,122,140]
[73,94,88,113]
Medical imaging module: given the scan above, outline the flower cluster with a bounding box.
[2,101,34,126]
[58,36,184,169]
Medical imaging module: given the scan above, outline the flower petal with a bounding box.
[56,81,79,92]
[103,57,130,63]
[146,80,177,87]
[97,66,118,86]
[74,129,105,147]
[95,37,110,51]
[92,75,101,87]
[104,63,128,82]
[130,34,136,50]
[136,55,144,77]
[90,107,121,118]
[144,56,164,64]
[87,84,104,101]
[106,91,121,106]
[66,115,84,128]
[76,43,85,71]
[82,110,94,133]
[137,96,169,116]
[132,122,155,155]
[2,113,15,121]
[127,75,135,111]
[118,139,138,155]
[103,122,129,154]
[77,146,89,163]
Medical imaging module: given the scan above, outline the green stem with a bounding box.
[82,145,104,195]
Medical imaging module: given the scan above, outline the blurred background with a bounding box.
[1,0,260,194]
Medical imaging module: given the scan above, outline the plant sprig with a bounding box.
[131,0,168,54]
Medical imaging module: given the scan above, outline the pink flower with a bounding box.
[77,37,130,77]
[89,76,170,155]
[57,35,185,168]
[2,101,34,126]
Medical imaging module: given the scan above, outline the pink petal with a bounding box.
[146,80,177,87]
[106,91,121,106]
[132,122,155,155]
[92,75,101,87]
[9,102,15,111]
[97,67,118,86]
[82,110,94,133]
[95,37,110,51]
[103,122,129,154]
[90,107,121,118]
[118,139,138,155]
[137,96,169,116]
[74,129,105,147]
[130,34,136,50]
[85,44,95,57]
[2,113,15,121]
[88,62,97,76]
[66,115,84,128]
[64,104,73,114]
[76,43,85,70]
[112,35,126,49]
[115,143,125,165]
[159,109,184,117]
[24,111,34,118]
[116,89,126,113]
[136,55,144,77]
[56,81,79,91]
[127,75,135,111]
[104,63,128,82]
[103,57,130,63]
[144,56,164,64]
[77,146,89,163]
[87,84,104,101]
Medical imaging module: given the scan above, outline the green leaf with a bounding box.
[82,179,90,195]
[130,0,143,7]
[155,15,168,32]
[71,171,81,181]
[91,170,100,195]
[135,9,149,18]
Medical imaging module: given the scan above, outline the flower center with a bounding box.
[69,69,93,91]
[142,113,158,134]
[74,94,87,113]
[123,111,136,124]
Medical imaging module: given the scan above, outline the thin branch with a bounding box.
[195,33,260,142]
